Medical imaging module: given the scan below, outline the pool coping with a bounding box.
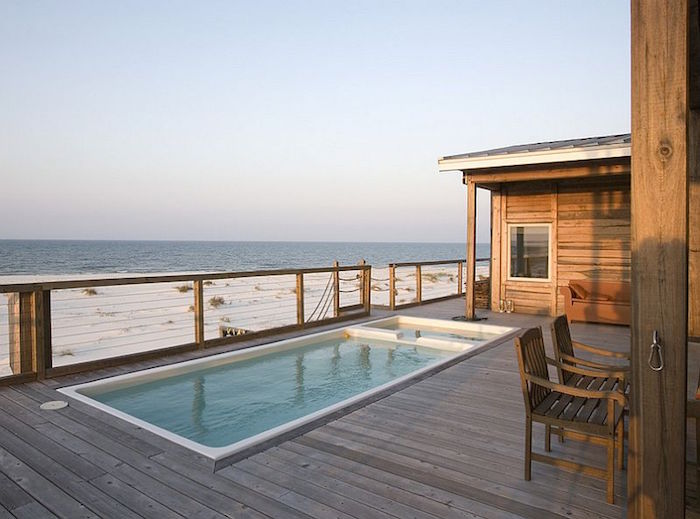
[58,316,520,471]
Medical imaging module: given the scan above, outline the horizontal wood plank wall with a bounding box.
[494,173,632,317]
[502,182,555,315]
[556,176,631,314]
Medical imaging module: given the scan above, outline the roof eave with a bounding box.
[437,143,631,172]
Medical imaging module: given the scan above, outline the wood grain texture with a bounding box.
[486,174,631,317]
[468,159,630,186]
[629,0,689,516]
[690,109,699,338]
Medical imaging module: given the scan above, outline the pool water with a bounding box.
[86,337,452,448]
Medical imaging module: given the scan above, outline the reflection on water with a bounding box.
[295,352,305,404]
[191,375,206,434]
[359,344,371,376]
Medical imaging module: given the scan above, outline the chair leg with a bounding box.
[545,424,551,452]
[606,435,615,504]
[616,418,624,470]
[525,417,532,481]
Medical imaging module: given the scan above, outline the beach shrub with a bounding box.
[209,296,225,308]
[187,305,195,312]
[203,280,214,286]
[220,316,231,323]
[82,288,98,296]
[176,284,193,293]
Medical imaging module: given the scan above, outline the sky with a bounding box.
[0,1,630,244]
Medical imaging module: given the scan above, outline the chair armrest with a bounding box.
[546,356,629,380]
[559,286,574,303]
[557,352,631,372]
[525,373,627,406]
[573,340,630,360]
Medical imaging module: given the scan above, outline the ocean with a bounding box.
[0,240,491,277]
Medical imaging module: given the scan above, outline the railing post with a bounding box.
[193,280,205,347]
[333,260,340,317]
[363,265,371,313]
[7,292,33,375]
[457,261,463,295]
[296,273,305,326]
[389,265,396,310]
[32,290,51,379]
[415,265,422,303]
[357,259,366,308]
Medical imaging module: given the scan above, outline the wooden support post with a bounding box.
[7,292,33,374]
[296,273,305,326]
[489,186,501,312]
[465,179,477,320]
[363,265,371,313]
[357,259,366,309]
[193,280,205,346]
[32,290,51,379]
[415,265,422,303]
[332,260,340,317]
[629,1,689,516]
[690,0,700,340]
[389,265,396,310]
[457,261,463,295]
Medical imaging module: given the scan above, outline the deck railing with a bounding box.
[0,264,371,382]
[370,258,490,310]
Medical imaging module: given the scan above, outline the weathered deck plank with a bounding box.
[0,298,684,518]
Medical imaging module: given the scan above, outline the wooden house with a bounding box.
[439,133,698,339]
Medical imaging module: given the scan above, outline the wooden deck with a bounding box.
[0,298,694,518]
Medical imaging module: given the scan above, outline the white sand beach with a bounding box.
[0,265,488,376]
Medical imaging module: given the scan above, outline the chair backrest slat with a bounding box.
[551,315,575,383]
[514,327,551,412]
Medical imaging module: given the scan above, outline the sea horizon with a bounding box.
[0,239,490,278]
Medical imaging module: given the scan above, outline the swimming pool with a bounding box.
[59,316,516,466]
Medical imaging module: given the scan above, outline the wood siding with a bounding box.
[556,176,631,314]
[490,172,631,317]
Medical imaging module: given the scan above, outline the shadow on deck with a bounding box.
[1,298,695,518]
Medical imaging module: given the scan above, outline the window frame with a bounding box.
[506,222,553,283]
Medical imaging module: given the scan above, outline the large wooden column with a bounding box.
[690,0,700,341]
[465,179,477,320]
[629,1,689,516]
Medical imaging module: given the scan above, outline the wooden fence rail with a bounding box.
[0,264,371,384]
[371,258,490,310]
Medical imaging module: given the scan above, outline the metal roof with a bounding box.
[438,133,631,171]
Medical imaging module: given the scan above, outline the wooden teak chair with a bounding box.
[551,314,630,372]
[550,314,631,403]
[514,327,627,504]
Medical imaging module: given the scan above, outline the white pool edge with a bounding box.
[58,316,518,465]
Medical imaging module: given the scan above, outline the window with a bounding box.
[508,224,551,280]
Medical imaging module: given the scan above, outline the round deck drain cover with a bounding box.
[40,400,68,411]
